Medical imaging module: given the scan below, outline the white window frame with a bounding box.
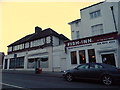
[76,31,80,39]
[25,42,29,48]
[90,10,101,19]
[91,24,103,36]
[8,47,12,52]
[46,36,51,44]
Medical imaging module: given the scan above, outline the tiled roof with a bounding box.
[8,28,69,47]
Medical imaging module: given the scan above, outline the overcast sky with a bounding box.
[0,0,104,54]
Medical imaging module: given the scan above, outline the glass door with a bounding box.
[101,53,116,66]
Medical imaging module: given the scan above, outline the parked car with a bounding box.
[63,63,120,85]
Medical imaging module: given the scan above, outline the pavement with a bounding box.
[2,69,63,78]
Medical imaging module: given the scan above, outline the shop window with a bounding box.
[40,57,48,68]
[88,49,96,63]
[101,53,116,66]
[41,58,48,62]
[79,50,86,64]
[28,59,35,68]
[71,51,77,64]
[10,58,15,69]
[9,57,24,69]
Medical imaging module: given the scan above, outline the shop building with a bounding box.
[65,1,120,69]
[3,27,69,71]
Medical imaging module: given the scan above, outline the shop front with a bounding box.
[27,56,49,69]
[65,32,119,69]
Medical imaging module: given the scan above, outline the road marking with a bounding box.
[0,82,31,90]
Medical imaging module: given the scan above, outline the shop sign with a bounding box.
[65,32,118,47]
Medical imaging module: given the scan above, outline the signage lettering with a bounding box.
[65,32,118,47]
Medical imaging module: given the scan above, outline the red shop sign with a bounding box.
[65,32,118,47]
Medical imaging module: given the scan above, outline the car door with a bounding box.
[74,64,90,79]
[88,63,104,80]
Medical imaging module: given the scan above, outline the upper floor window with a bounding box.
[30,38,45,47]
[25,42,29,48]
[90,10,101,19]
[76,31,80,39]
[91,24,103,36]
[72,31,74,33]
[75,22,79,27]
[46,36,51,44]
[13,45,17,51]
[8,47,12,52]
[19,44,24,50]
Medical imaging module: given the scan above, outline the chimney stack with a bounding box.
[35,26,42,33]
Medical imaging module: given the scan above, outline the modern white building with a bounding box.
[3,26,69,71]
[65,1,120,69]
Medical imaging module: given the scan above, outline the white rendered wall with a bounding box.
[53,45,67,71]
[71,2,119,40]
[53,36,60,46]
[66,40,119,69]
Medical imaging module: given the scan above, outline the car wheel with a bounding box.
[102,75,113,85]
[66,74,73,82]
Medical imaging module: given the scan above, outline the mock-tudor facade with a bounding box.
[3,26,69,71]
[65,1,120,69]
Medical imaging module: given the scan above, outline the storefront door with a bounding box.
[101,53,116,66]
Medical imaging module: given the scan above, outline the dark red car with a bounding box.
[63,63,120,85]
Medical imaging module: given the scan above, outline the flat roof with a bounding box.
[80,1,104,11]
[68,19,81,25]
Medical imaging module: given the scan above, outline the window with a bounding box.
[46,36,51,44]
[90,10,101,19]
[13,46,18,51]
[30,38,45,47]
[71,51,77,64]
[79,50,86,64]
[90,64,103,69]
[91,24,103,35]
[8,47,12,52]
[88,49,96,63]
[19,44,24,50]
[25,42,29,48]
[76,31,79,39]
[40,57,48,68]
[72,31,74,33]
[101,54,116,66]
[77,64,89,69]
[75,22,79,27]
[9,57,24,69]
